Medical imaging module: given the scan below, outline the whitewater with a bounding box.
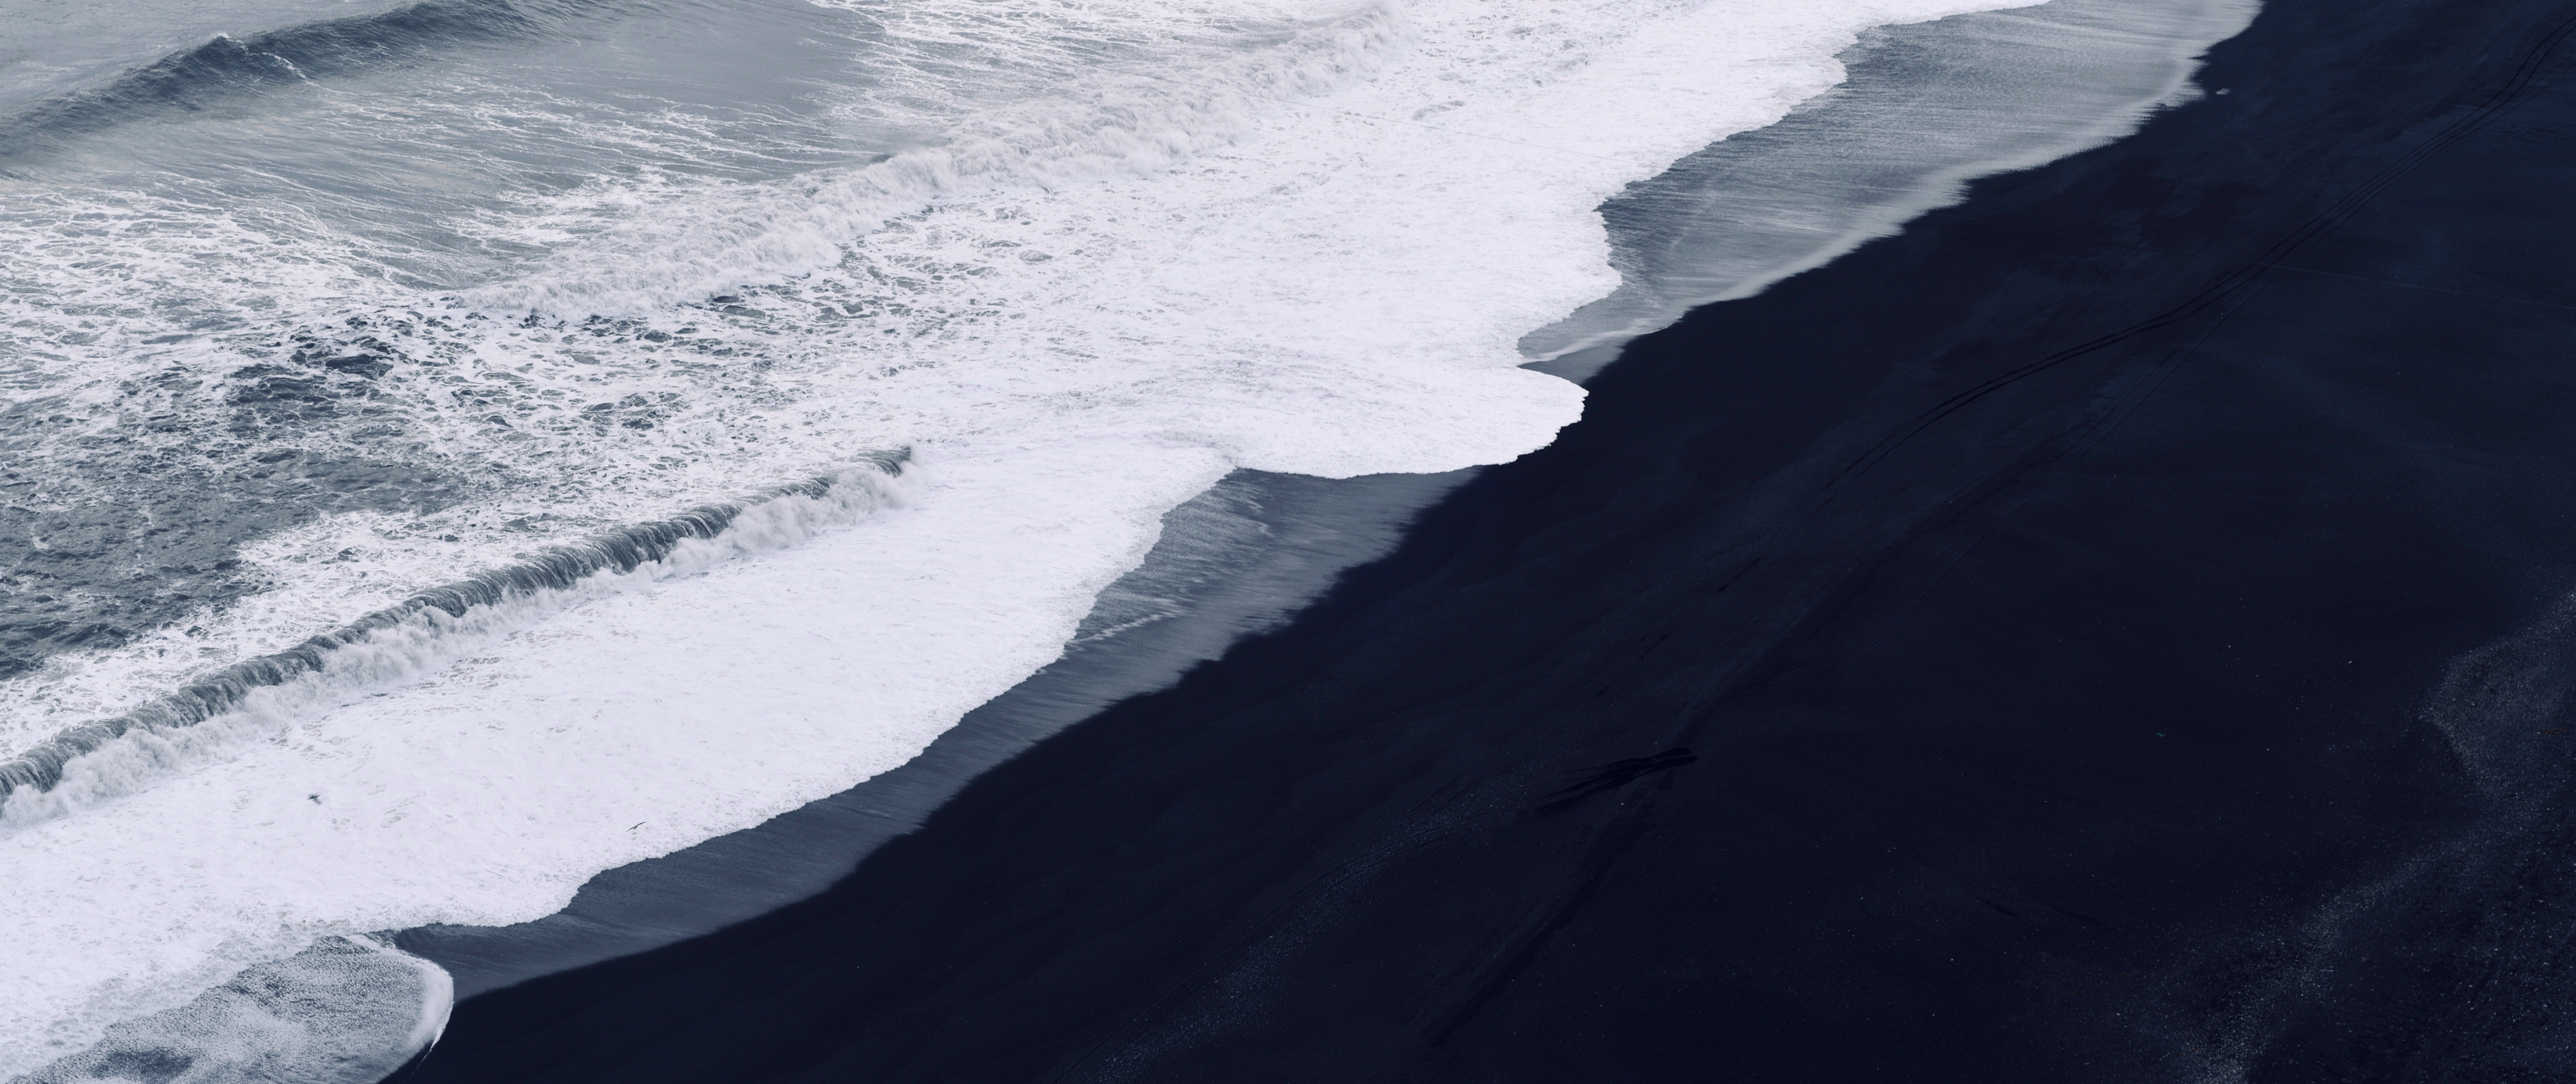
[0,0,2255,1076]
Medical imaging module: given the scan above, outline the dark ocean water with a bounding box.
[1,0,2254,1076]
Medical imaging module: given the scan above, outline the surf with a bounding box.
[0,0,2255,1076]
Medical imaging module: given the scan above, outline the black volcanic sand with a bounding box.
[408,1,2576,1080]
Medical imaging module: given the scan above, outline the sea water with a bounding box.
[0,0,2252,1076]
[404,0,2257,1011]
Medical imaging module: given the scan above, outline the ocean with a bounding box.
[0,0,2253,1076]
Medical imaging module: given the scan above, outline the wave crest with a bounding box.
[2,0,608,145]
[0,450,912,825]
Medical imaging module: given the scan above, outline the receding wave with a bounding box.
[15,934,452,1084]
[0,449,910,814]
[3,0,612,142]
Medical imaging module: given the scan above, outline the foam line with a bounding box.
[0,450,909,808]
[1,0,2268,1072]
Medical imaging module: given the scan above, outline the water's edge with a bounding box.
[4,0,2259,1076]
[392,0,2257,1005]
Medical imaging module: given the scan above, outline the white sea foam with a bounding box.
[3,0,2127,1072]
[12,935,451,1084]
[1524,0,2260,364]
[0,463,913,827]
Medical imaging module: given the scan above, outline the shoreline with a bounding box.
[1522,0,2255,365]
[384,0,2253,1007]
[393,467,1478,1000]
[7,0,2222,1070]
[406,0,2576,1079]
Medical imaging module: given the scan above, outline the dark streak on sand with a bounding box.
[410,0,2576,1079]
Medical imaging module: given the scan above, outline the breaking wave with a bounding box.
[2,0,616,144]
[1,454,911,828]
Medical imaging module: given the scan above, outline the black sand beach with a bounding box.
[408,0,2576,1078]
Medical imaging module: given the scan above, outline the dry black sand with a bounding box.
[406,0,2576,1079]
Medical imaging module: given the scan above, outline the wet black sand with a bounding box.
[408,0,2576,1079]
